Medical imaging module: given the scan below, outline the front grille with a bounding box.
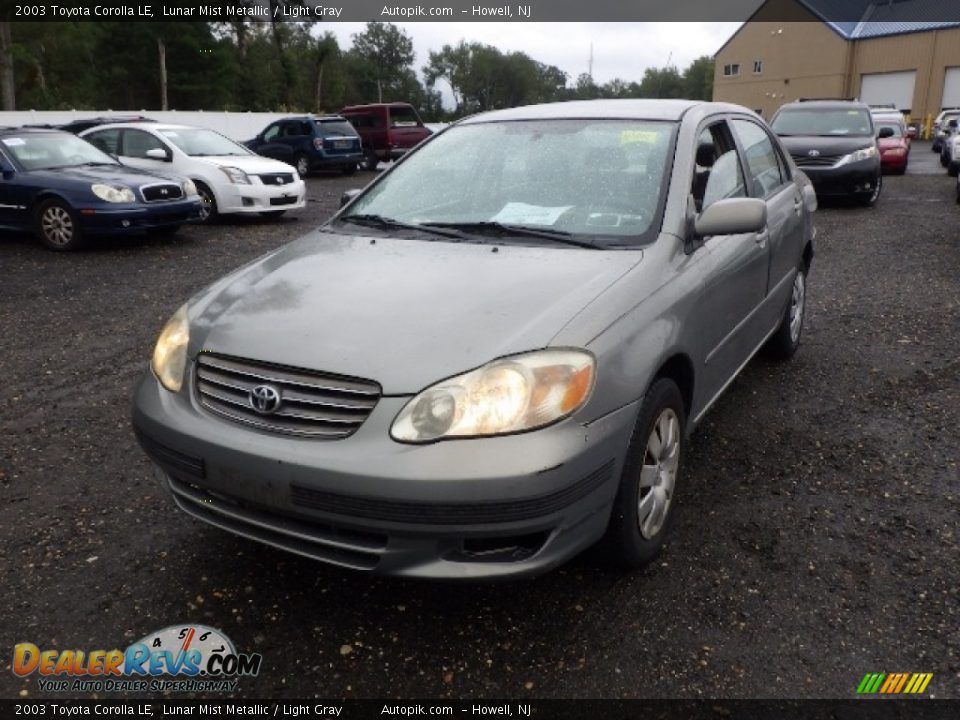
[258,173,295,185]
[269,196,299,206]
[791,154,842,168]
[195,353,381,439]
[141,183,184,202]
[290,459,616,524]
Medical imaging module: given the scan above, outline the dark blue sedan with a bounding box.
[0,128,203,251]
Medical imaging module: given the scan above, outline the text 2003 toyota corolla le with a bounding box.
[132,100,816,579]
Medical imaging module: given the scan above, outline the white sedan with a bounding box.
[81,123,306,222]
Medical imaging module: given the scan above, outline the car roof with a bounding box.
[82,122,195,132]
[341,103,415,110]
[0,127,71,136]
[457,99,745,125]
[778,100,871,111]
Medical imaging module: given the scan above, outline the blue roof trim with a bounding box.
[795,0,960,36]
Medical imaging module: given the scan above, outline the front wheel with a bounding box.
[766,267,807,360]
[35,199,84,251]
[342,163,358,176]
[294,154,310,178]
[948,162,959,178]
[859,175,882,207]
[195,182,218,224]
[601,378,686,569]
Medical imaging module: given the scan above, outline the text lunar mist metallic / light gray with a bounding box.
[133,99,816,579]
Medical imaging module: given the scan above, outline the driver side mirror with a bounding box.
[877,127,895,139]
[339,189,362,208]
[145,148,171,162]
[694,197,767,237]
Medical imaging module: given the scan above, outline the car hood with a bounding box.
[188,231,642,394]
[778,135,878,156]
[192,154,296,174]
[28,164,186,186]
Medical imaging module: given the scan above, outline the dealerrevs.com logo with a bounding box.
[13,624,262,693]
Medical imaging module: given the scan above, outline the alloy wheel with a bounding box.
[637,408,680,539]
[789,271,806,344]
[41,205,74,247]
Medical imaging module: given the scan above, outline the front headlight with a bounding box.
[391,350,595,443]
[182,178,198,196]
[91,183,135,203]
[151,304,189,393]
[837,145,877,166]
[219,166,251,185]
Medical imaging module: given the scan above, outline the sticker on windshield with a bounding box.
[4,138,25,146]
[491,202,572,226]
[620,130,658,145]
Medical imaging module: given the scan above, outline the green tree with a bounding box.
[682,55,714,101]
[351,22,415,103]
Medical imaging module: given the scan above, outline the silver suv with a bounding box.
[133,100,816,579]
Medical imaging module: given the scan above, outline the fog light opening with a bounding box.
[456,532,550,563]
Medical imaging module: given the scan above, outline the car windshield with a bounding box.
[771,108,873,137]
[158,128,251,156]
[1,133,118,171]
[340,119,674,245]
[315,120,356,137]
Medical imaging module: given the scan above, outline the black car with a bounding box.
[58,116,156,135]
[770,100,889,206]
[245,115,363,177]
[0,128,201,251]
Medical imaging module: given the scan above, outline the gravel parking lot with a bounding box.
[1,161,958,700]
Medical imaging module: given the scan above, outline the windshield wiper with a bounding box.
[338,214,468,240]
[423,221,598,249]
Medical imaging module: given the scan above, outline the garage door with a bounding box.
[943,67,960,109]
[860,71,917,111]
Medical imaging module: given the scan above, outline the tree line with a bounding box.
[0,17,714,119]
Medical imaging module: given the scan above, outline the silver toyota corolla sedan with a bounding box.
[133,99,816,579]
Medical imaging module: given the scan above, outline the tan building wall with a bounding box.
[714,0,960,123]
[714,0,849,118]
[851,26,960,119]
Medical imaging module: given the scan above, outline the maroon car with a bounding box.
[875,120,910,175]
[340,102,432,171]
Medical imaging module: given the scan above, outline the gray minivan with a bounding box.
[133,99,816,579]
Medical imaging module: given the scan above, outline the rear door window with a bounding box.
[731,119,787,198]
[389,106,420,128]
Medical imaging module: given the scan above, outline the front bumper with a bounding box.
[798,158,880,198]
[80,199,202,235]
[879,151,908,172]
[217,178,307,215]
[131,367,636,579]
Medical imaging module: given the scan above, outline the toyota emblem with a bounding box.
[808,149,821,157]
[249,385,281,414]
[276,177,284,184]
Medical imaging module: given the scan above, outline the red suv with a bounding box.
[339,103,432,171]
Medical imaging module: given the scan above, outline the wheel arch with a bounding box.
[648,353,695,427]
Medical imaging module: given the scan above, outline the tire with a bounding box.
[342,163,358,176]
[195,182,218,224]
[766,267,807,360]
[940,152,949,168]
[363,150,379,171]
[259,210,286,218]
[294,154,310,178]
[931,141,941,153]
[948,162,959,178]
[859,175,882,207]
[35,199,84,251]
[601,378,686,569]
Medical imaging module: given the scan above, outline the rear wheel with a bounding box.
[948,162,959,178]
[363,150,379,171]
[35,199,84,251]
[342,163,358,176]
[766,267,807,360]
[601,378,686,569]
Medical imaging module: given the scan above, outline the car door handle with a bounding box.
[755,229,769,248]
[793,197,803,215]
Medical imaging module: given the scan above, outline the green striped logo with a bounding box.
[857,672,932,694]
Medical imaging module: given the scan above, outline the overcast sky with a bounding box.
[326,22,743,87]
